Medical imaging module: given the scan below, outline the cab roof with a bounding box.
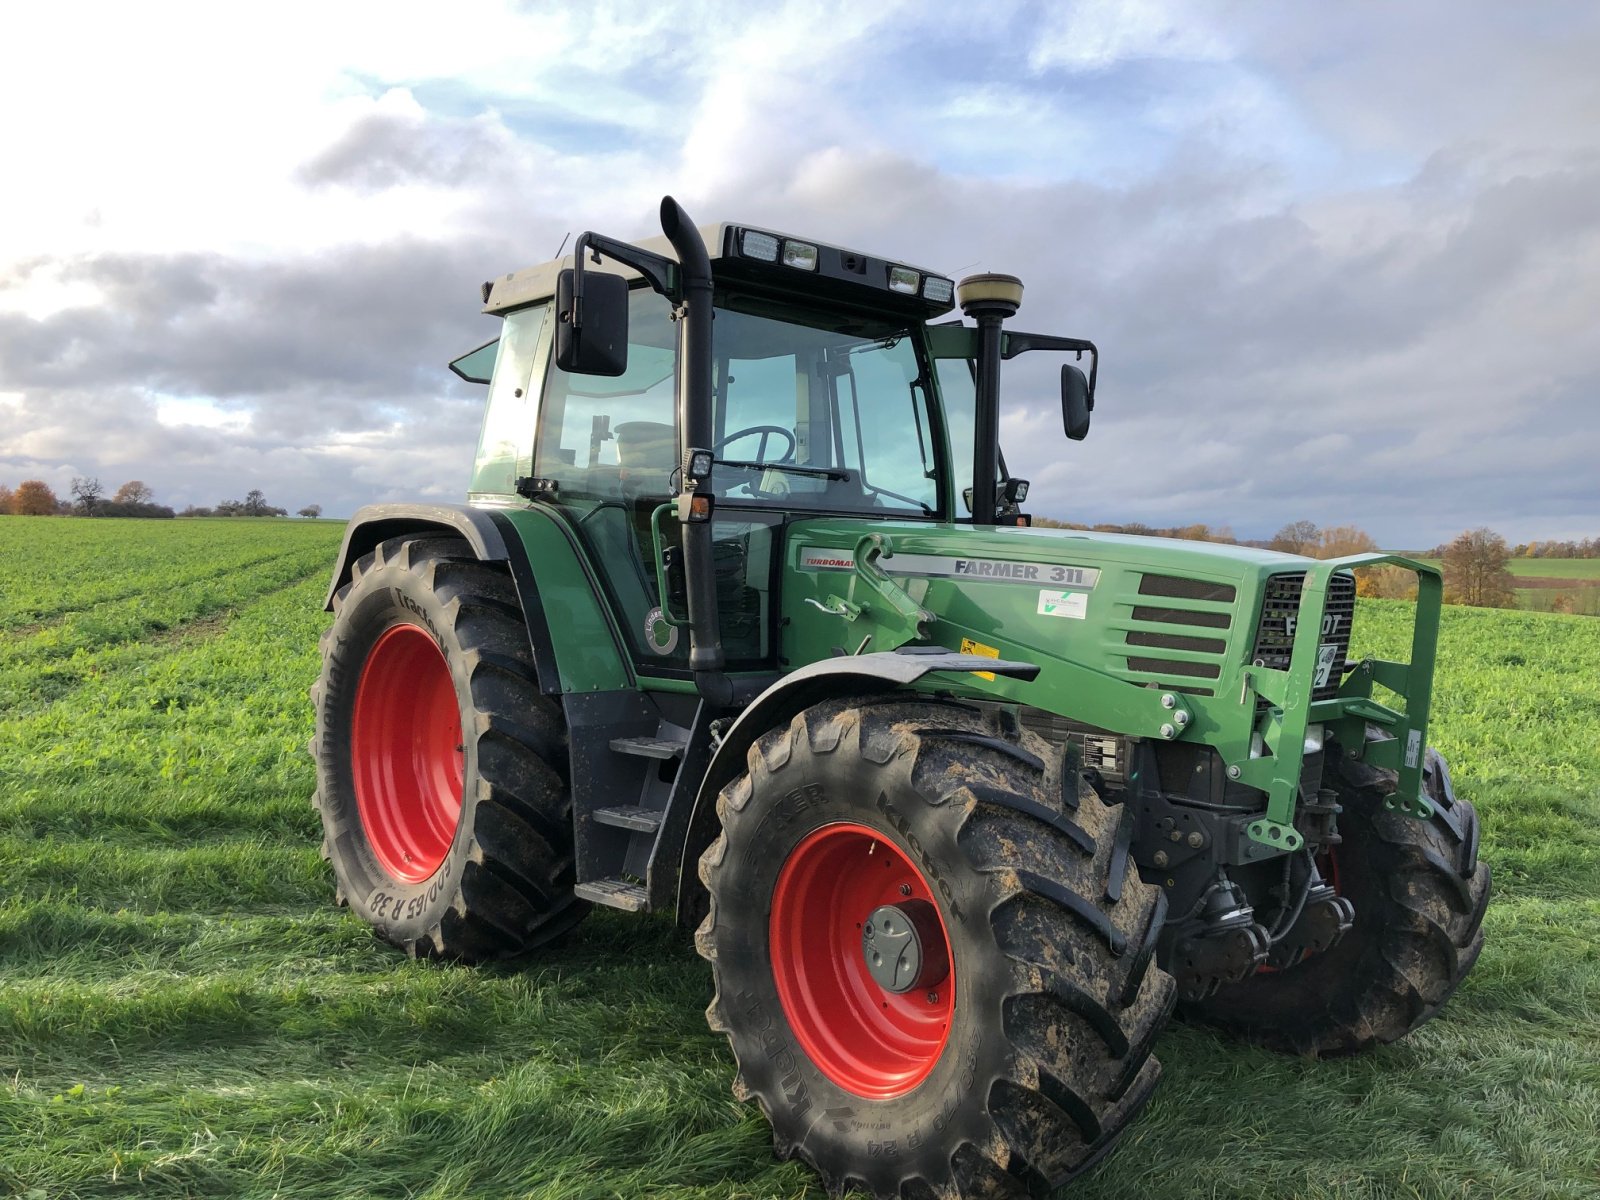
[482,222,956,319]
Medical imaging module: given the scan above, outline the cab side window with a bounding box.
[534,287,678,501]
[470,303,550,496]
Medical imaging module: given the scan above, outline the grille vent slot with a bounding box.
[1127,630,1226,655]
[1131,604,1230,630]
[1137,575,1236,602]
[1126,656,1220,679]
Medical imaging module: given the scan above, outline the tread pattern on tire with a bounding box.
[310,535,586,961]
[697,697,1177,1199]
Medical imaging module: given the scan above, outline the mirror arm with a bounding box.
[1002,332,1099,407]
[567,231,681,330]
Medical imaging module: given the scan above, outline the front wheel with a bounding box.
[697,698,1175,1198]
[1185,740,1490,1055]
[310,534,586,960]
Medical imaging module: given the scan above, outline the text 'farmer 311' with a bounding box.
[310,198,1489,1198]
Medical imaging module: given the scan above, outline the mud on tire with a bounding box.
[310,534,586,960]
[696,697,1177,1199]
[1185,737,1490,1055]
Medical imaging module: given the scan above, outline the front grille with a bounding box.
[1120,573,1237,697]
[1251,571,1357,700]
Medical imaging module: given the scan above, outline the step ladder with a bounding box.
[573,723,693,913]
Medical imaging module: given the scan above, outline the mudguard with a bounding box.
[674,646,1039,925]
[323,503,561,695]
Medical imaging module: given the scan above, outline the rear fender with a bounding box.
[325,503,560,695]
[674,647,1039,925]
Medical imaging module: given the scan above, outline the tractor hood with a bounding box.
[781,517,1343,712]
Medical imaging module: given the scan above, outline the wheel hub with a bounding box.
[768,823,957,1098]
[350,622,465,883]
[861,901,948,994]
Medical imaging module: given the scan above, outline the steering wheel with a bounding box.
[713,424,798,463]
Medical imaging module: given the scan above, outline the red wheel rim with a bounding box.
[768,822,955,1099]
[351,623,465,883]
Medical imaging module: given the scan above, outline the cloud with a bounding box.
[0,0,1595,545]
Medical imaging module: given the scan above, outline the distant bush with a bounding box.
[96,501,176,519]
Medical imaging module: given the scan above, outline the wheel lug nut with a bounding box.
[926,991,939,1004]
[899,883,912,897]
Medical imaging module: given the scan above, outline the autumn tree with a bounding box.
[1441,528,1515,608]
[12,480,58,515]
[0,484,12,513]
[113,480,154,505]
[1270,520,1320,555]
[1316,524,1378,559]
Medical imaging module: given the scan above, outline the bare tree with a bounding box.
[297,504,323,519]
[1270,520,1320,555]
[1441,528,1515,608]
[113,480,154,505]
[70,476,104,516]
[0,483,13,513]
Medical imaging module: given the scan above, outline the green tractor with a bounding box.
[310,197,1489,1197]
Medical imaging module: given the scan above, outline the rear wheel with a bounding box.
[697,697,1175,1198]
[1185,740,1490,1055]
[311,534,586,960]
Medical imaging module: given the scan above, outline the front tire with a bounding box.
[1185,740,1490,1055]
[311,534,586,960]
[697,698,1175,1198]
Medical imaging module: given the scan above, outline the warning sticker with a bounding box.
[1037,589,1088,619]
[1313,643,1341,688]
[1405,729,1423,769]
[959,636,999,681]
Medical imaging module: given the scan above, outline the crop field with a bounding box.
[1413,557,1600,617]
[1,517,1597,1199]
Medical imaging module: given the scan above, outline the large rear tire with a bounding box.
[311,534,586,960]
[1184,740,1490,1055]
[697,697,1175,1198]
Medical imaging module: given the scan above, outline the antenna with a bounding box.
[553,231,571,260]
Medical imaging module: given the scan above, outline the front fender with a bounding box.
[674,647,1038,925]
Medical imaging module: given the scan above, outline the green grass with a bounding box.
[1503,559,1600,581]
[1412,558,1600,581]
[1,521,1597,1198]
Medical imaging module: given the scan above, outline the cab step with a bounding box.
[574,877,649,912]
[594,805,664,833]
[609,735,687,760]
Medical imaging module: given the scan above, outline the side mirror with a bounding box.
[556,269,629,376]
[1061,363,1092,441]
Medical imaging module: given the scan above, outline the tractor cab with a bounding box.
[453,202,1096,691]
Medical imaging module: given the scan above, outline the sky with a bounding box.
[1,0,1596,546]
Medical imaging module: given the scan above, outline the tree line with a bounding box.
[1038,516,1536,611]
[0,479,321,520]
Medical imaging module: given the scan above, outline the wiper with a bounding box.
[717,460,851,481]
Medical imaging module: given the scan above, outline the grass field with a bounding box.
[2,516,1597,1199]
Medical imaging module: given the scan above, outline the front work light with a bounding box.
[782,240,819,271]
[888,266,920,294]
[922,276,954,304]
[686,448,715,479]
[741,230,780,261]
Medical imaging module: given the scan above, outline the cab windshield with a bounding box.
[710,301,941,516]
